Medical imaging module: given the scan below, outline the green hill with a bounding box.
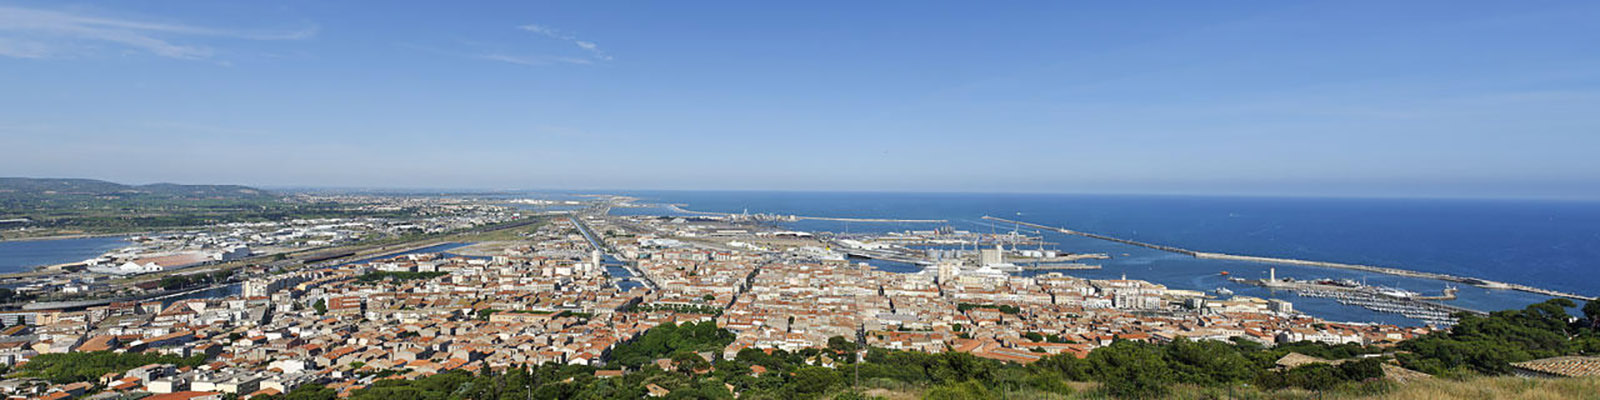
[0,177,272,201]
[0,177,297,238]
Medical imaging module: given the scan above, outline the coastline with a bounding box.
[0,232,133,243]
[986,215,1596,302]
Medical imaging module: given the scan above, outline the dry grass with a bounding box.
[1155,376,1600,400]
[861,387,922,400]
[1369,376,1600,400]
[855,376,1600,400]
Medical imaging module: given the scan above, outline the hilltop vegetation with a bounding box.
[1398,298,1600,376]
[257,299,1600,399]
[608,321,735,368]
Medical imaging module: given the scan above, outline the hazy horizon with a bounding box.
[9,175,1598,202]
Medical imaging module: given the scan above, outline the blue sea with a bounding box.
[609,191,1600,326]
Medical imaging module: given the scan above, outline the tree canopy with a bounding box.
[1398,299,1600,375]
[19,351,205,384]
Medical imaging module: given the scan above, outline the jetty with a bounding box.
[982,216,1595,302]
[1017,263,1102,271]
[663,204,946,224]
[794,216,947,223]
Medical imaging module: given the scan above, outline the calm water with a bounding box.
[609,191,1600,325]
[0,236,128,273]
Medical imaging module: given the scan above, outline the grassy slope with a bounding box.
[860,376,1600,399]
[1373,376,1599,400]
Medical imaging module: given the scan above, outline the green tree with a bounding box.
[19,351,205,384]
[1337,358,1385,382]
[928,352,994,384]
[922,380,993,400]
[1088,340,1170,398]
[827,336,859,354]
[786,367,841,398]
[267,384,336,400]
[1162,337,1257,385]
[1398,299,1580,374]
[609,321,734,368]
[1282,363,1343,391]
[1583,300,1600,329]
[1034,353,1091,381]
[672,351,710,375]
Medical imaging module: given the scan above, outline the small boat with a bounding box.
[1219,271,1230,276]
[1213,287,1234,296]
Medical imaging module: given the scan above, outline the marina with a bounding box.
[1294,289,1465,327]
[984,216,1596,302]
[1227,267,1481,326]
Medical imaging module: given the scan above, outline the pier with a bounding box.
[981,216,1197,255]
[1017,263,1102,271]
[982,216,1596,302]
[663,204,947,224]
[795,216,947,223]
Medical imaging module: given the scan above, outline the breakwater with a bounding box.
[663,204,946,224]
[982,216,1595,302]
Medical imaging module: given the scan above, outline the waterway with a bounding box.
[567,217,647,291]
[0,236,129,273]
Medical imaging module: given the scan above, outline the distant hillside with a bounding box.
[0,177,274,200]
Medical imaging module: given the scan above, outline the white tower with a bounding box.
[589,250,603,274]
[937,260,961,285]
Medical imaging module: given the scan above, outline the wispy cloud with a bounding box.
[0,37,52,59]
[0,5,316,60]
[516,24,612,61]
[478,53,594,66]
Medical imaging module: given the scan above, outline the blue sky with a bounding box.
[2,1,1598,198]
